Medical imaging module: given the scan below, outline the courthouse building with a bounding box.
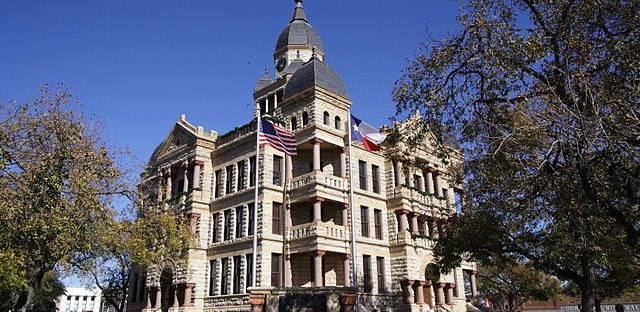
[126,1,477,311]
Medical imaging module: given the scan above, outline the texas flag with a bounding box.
[351,114,386,151]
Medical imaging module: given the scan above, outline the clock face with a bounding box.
[276,58,287,72]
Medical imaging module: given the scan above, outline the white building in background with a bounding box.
[57,287,102,312]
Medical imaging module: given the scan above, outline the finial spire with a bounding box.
[263,67,269,76]
[291,0,308,22]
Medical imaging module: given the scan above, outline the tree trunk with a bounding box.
[14,266,47,312]
[580,258,596,312]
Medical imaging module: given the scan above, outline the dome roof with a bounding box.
[254,69,273,93]
[275,1,324,53]
[284,58,348,99]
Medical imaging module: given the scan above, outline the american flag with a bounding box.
[259,119,297,156]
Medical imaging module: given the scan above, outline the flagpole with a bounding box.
[252,109,261,287]
[347,110,359,310]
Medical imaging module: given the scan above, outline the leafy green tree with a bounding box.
[0,270,65,312]
[393,1,640,312]
[478,262,560,312]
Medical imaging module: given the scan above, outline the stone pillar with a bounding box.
[435,171,443,197]
[344,254,351,286]
[165,169,172,198]
[342,203,349,227]
[404,280,415,304]
[341,293,357,312]
[183,283,195,307]
[172,285,179,308]
[340,147,347,178]
[284,253,292,287]
[249,294,266,312]
[395,159,405,186]
[416,281,426,304]
[396,210,410,232]
[407,169,414,188]
[156,174,163,202]
[182,161,189,192]
[187,212,200,234]
[313,197,324,222]
[153,286,162,308]
[192,160,204,189]
[419,174,426,192]
[429,284,436,308]
[313,250,325,287]
[424,168,434,194]
[411,212,420,234]
[446,283,455,305]
[470,270,478,297]
[435,283,446,305]
[311,138,323,171]
[144,287,152,309]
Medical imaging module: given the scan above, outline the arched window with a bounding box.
[334,116,341,130]
[323,111,330,125]
[291,117,298,130]
[302,112,309,126]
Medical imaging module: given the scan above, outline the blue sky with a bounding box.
[0,0,461,163]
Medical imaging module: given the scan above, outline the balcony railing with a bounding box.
[390,186,449,208]
[289,171,346,192]
[289,221,347,241]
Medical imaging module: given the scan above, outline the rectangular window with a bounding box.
[360,206,369,237]
[272,202,282,235]
[358,160,367,190]
[249,156,256,187]
[212,213,219,243]
[248,203,255,236]
[209,260,216,296]
[131,273,139,302]
[377,257,386,293]
[271,253,282,287]
[215,170,223,198]
[363,255,372,293]
[372,165,380,193]
[273,155,282,186]
[233,255,242,294]
[224,210,232,241]
[235,206,244,238]
[221,258,229,295]
[237,160,246,191]
[225,165,234,194]
[374,209,383,240]
[246,253,253,291]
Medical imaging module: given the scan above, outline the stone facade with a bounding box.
[126,1,477,312]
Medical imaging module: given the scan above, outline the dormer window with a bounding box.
[323,111,330,125]
[291,117,298,130]
[335,116,341,130]
[302,112,309,126]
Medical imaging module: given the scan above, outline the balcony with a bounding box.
[289,221,348,253]
[395,231,436,249]
[288,171,347,203]
[388,186,449,210]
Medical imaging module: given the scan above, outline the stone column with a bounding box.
[435,171,443,197]
[249,294,266,312]
[144,287,152,309]
[446,283,455,305]
[187,212,200,234]
[313,197,324,222]
[311,138,323,171]
[183,283,195,307]
[419,174,426,192]
[182,161,189,192]
[153,286,162,309]
[416,281,426,304]
[343,254,351,286]
[395,159,405,186]
[172,285,179,308]
[156,174,163,202]
[192,160,204,189]
[404,280,415,304]
[435,283,446,305]
[340,147,347,178]
[165,169,172,198]
[407,169,414,188]
[313,250,325,287]
[411,212,420,234]
[428,284,436,308]
[470,270,478,297]
[341,203,349,226]
[424,168,434,194]
[284,252,292,287]
[341,293,357,312]
[395,210,410,232]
